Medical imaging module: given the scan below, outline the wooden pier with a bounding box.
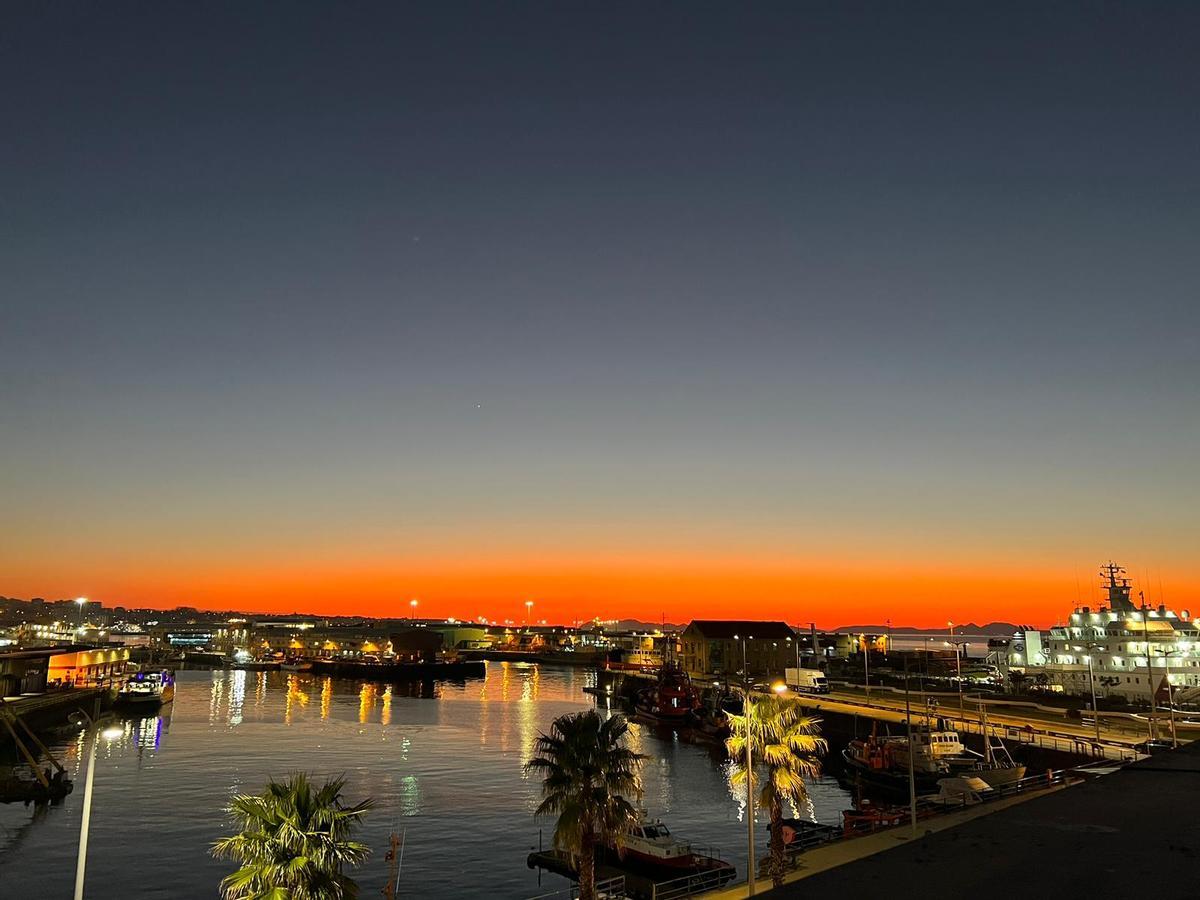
[310,659,485,681]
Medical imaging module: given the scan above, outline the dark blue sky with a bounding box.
[2,2,1197,618]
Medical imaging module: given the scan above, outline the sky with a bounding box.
[2,2,1198,627]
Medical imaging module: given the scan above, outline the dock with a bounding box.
[527,847,735,900]
[310,659,485,681]
[0,688,108,744]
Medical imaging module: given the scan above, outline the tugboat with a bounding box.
[843,720,1024,795]
[114,669,175,709]
[633,663,702,722]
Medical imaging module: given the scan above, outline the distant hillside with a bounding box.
[833,622,1018,635]
[607,618,684,632]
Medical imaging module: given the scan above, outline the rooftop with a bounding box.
[764,742,1200,899]
[684,620,796,640]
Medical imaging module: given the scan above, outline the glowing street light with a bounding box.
[75,596,88,627]
[409,598,419,620]
[524,600,533,624]
[70,712,124,900]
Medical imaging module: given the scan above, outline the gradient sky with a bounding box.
[2,2,1198,627]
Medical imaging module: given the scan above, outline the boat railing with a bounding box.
[650,866,735,900]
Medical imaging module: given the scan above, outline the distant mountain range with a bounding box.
[607,619,1019,635]
[833,622,1018,635]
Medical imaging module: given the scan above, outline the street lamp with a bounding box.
[1139,602,1157,743]
[1078,642,1104,745]
[732,633,756,895]
[69,712,124,900]
[75,597,88,628]
[1154,648,1181,748]
[945,639,969,722]
[861,634,870,700]
[409,598,418,620]
[525,600,534,625]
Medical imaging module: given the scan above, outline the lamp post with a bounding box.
[1075,641,1105,745]
[733,633,755,895]
[1155,648,1180,748]
[75,596,88,628]
[945,639,969,723]
[902,654,917,837]
[70,712,124,900]
[524,600,533,625]
[409,598,418,620]
[861,634,870,701]
[1140,603,1157,742]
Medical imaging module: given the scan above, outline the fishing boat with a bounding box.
[633,664,702,721]
[614,817,701,869]
[114,669,175,709]
[843,723,1024,794]
[280,660,313,672]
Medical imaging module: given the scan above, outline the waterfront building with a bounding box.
[1006,563,1200,704]
[679,620,796,680]
[0,644,130,694]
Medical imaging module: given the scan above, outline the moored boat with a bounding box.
[114,669,175,708]
[633,664,701,721]
[615,817,700,869]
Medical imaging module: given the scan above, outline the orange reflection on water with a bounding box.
[320,677,332,720]
[285,674,309,725]
[358,682,377,724]
[380,686,392,726]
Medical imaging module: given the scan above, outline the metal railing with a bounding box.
[650,867,734,900]
[806,685,1140,762]
[524,875,626,900]
[796,766,1077,852]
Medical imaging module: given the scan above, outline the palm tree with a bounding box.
[211,773,373,900]
[526,710,647,900]
[726,696,826,888]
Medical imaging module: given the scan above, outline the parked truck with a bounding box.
[785,667,830,694]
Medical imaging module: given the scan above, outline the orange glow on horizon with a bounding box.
[7,553,1198,630]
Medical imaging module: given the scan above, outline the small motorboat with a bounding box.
[280,660,314,672]
[616,817,699,868]
[114,670,175,709]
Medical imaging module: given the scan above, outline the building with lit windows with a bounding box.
[680,620,797,680]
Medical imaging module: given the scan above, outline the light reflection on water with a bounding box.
[0,663,850,898]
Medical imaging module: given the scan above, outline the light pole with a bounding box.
[1138,600,1157,742]
[75,596,88,628]
[902,654,917,837]
[1076,641,1105,745]
[70,712,124,900]
[733,633,755,895]
[1155,648,1180,748]
[409,598,418,620]
[945,639,968,722]
[524,600,533,625]
[861,634,870,700]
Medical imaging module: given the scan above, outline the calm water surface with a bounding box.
[0,664,849,898]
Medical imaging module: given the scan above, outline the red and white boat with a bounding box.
[633,664,701,721]
[615,817,700,868]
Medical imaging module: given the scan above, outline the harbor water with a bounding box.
[0,664,851,898]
